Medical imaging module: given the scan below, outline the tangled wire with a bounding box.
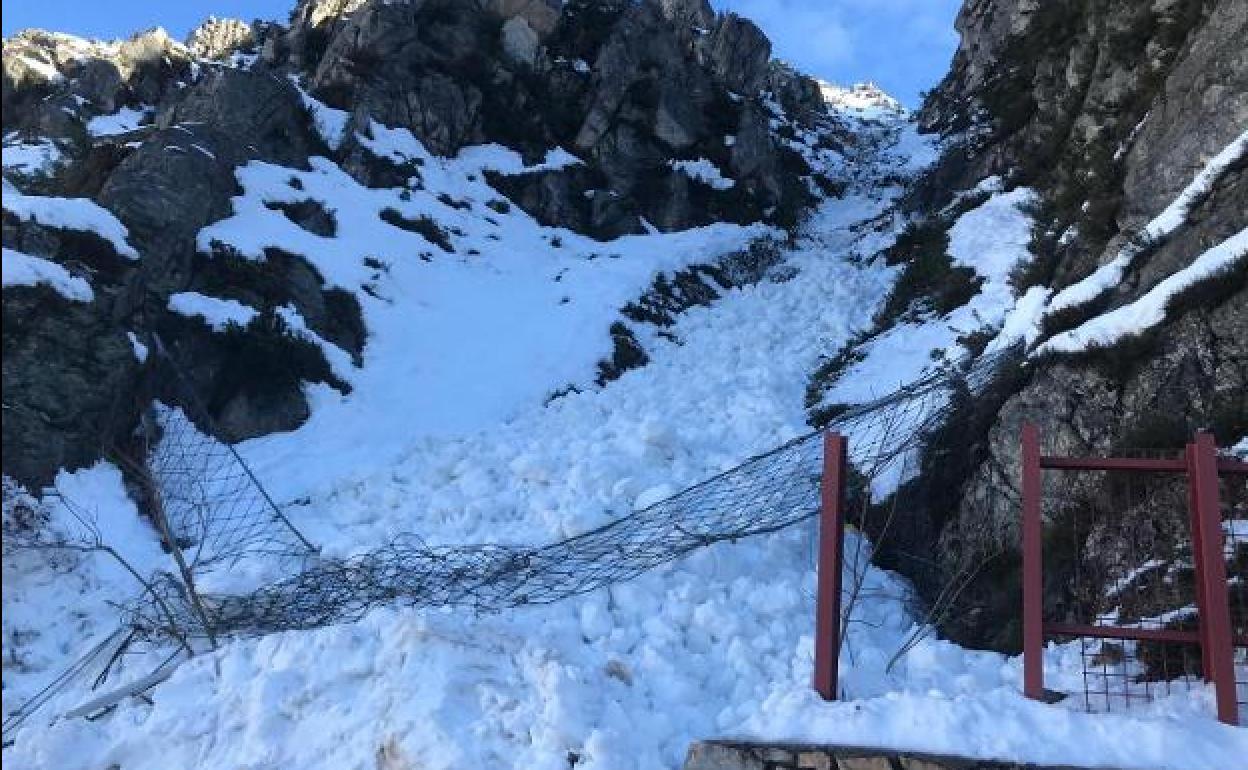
[122,344,1023,642]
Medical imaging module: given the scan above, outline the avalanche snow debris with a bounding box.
[4,81,1244,770]
[822,187,1037,429]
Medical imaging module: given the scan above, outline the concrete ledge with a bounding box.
[683,741,1107,770]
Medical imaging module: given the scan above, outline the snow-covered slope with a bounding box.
[5,89,1245,770]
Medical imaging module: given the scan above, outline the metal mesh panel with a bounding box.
[1046,458,1205,712]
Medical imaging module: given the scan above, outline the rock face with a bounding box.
[187,17,256,60]
[892,0,1248,652]
[292,0,813,230]
[1,0,831,488]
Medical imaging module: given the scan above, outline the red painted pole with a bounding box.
[1185,442,1214,683]
[813,431,848,700]
[1188,432,1240,725]
[1021,422,1044,701]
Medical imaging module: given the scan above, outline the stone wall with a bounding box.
[684,741,1097,770]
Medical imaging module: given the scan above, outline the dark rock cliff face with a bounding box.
[894,0,1248,652]
[1,0,827,488]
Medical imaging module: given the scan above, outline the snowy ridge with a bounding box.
[818,81,906,118]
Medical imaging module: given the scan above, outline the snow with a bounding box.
[2,138,64,176]
[986,285,1050,354]
[5,105,1244,770]
[822,188,1036,409]
[2,186,140,259]
[818,81,905,119]
[195,127,771,500]
[1038,226,1248,354]
[85,106,151,137]
[275,303,355,382]
[457,143,584,175]
[11,52,65,84]
[1,247,93,301]
[290,77,350,150]
[167,291,259,331]
[127,332,149,363]
[2,463,169,717]
[1046,129,1248,315]
[669,158,736,190]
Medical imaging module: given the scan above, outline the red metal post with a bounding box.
[1188,432,1240,725]
[1021,422,1045,701]
[1186,442,1213,683]
[813,431,848,700]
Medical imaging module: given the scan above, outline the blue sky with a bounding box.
[1,0,962,106]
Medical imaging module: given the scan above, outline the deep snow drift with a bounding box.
[4,89,1246,770]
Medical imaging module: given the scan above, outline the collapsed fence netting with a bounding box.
[125,343,1024,640]
[3,343,1023,734]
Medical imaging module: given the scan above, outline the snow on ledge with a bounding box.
[3,138,64,176]
[1037,226,1248,354]
[86,106,153,137]
[290,76,350,150]
[168,291,258,331]
[1047,129,1248,315]
[2,184,139,259]
[669,158,736,190]
[457,144,584,175]
[2,247,94,301]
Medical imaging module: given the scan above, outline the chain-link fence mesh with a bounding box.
[118,345,1023,642]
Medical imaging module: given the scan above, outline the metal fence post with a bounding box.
[1188,432,1239,725]
[1021,422,1044,701]
[814,431,848,700]
[1185,441,1213,683]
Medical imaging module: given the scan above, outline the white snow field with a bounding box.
[4,94,1246,770]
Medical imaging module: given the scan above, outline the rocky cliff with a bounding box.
[869,0,1247,651]
[4,0,1244,660]
[2,0,838,489]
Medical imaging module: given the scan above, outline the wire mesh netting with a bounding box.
[1043,457,1206,713]
[121,345,1025,643]
[144,403,316,571]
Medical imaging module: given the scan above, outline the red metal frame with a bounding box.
[813,431,848,700]
[1021,423,1244,725]
[1021,423,1044,701]
[1188,433,1239,724]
